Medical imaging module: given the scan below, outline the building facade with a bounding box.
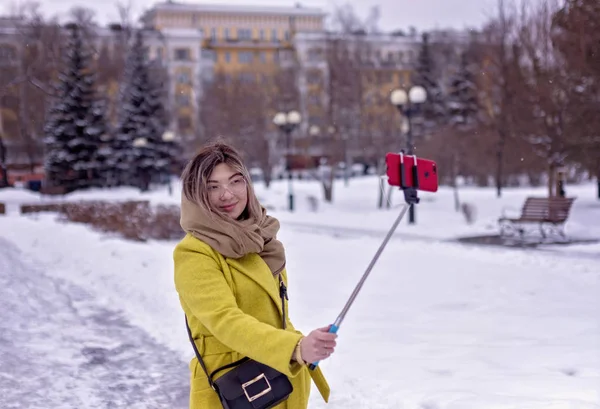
[139,2,421,162]
[1,2,425,174]
[294,31,419,160]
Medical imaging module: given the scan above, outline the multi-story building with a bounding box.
[294,31,420,161]
[140,2,421,163]
[141,1,325,77]
[140,2,327,143]
[0,16,46,185]
[1,2,425,174]
[0,17,20,142]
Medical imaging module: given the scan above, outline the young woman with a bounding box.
[174,141,336,409]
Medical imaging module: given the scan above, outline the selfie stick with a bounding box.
[309,152,419,370]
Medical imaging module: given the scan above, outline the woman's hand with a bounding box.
[299,326,337,364]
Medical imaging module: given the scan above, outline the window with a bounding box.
[307,48,322,62]
[178,116,192,130]
[271,29,278,42]
[225,28,231,39]
[174,48,190,61]
[239,72,255,83]
[177,72,191,84]
[176,93,190,106]
[0,45,17,64]
[202,49,216,61]
[238,28,252,40]
[238,51,253,64]
[211,28,217,40]
[278,50,293,63]
[308,93,321,105]
[203,69,215,83]
[309,116,323,127]
[156,47,164,61]
[224,52,231,63]
[307,70,321,85]
[284,30,290,41]
[259,29,265,40]
[259,52,266,63]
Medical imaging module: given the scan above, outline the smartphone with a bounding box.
[385,152,439,192]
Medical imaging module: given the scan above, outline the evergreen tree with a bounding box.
[111,30,169,190]
[43,24,107,191]
[90,97,114,187]
[413,32,446,131]
[447,51,479,129]
[445,50,480,210]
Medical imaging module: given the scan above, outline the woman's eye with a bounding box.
[208,185,218,190]
[232,178,243,185]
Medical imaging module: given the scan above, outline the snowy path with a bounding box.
[0,237,189,409]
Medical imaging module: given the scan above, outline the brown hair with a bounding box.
[180,141,262,223]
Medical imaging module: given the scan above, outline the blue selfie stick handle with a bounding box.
[308,324,339,370]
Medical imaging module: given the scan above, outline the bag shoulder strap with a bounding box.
[185,273,288,386]
[185,317,249,389]
[279,274,288,330]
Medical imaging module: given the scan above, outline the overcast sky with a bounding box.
[3,0,502,32]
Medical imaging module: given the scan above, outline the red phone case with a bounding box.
[385,152,439,192]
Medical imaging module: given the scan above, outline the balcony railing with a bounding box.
[203,37,292,49]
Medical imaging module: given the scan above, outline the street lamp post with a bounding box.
[162,131,176,196]
[341,133,349,186]
[390,86,427,224]
[273,110,302,211]
[132,137,149,192]
[309,124,340,187]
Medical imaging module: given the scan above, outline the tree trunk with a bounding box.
[496,130,505,198]
[262,166,272,189]
[0,136,8,188]
[596,164,600,200]
[452,152,460,211]
[376,158,386,209]
[377,174,385,209]
[547,163,556,198]
[321,166,334,203]
[385,184,393,209]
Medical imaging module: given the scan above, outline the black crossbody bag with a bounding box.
[185,275,293,409]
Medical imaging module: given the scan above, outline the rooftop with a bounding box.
[148,1,325,16]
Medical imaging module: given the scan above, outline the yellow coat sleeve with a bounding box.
[174,241,304,378]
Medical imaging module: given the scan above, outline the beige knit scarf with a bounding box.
[180,193,286,276]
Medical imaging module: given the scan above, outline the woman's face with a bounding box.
[207,163,248,219]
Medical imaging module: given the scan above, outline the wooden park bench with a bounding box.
[498,196,576,240]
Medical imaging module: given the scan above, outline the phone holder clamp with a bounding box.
[398,151,420,206]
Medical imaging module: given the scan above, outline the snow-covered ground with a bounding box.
[0,237,189,409]
[1,176,599,408]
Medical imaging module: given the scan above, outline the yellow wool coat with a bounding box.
[173,233,330,409]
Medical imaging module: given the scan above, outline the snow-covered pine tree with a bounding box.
[413,32,446,131]
[445,49,480,211]
[43,23,108,191]
[90,97,114,187]
[447,51,479,129]
[111,29,169,190]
